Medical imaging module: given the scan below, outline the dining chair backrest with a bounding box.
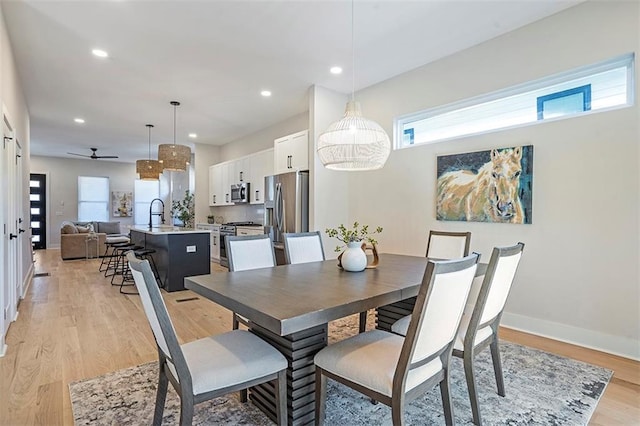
[283,231,325,264]
[426,230,471,259]
[226,234,276,272]
[403,254,479,368]
[127,251,190,386]
[476,243,524,327]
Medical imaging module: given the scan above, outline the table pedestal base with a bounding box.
[376,297,417,332]
[249,323,328,426]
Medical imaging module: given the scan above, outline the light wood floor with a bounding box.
[0,249,638,425]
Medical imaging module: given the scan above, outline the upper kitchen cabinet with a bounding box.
[249,148,274,204]
[209,163,233,206]
[274,130,308,174]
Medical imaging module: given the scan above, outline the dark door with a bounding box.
[30,173,46,250]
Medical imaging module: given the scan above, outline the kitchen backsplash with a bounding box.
[209,204,264,224]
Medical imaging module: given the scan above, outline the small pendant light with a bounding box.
[136,124,162,180]
[158,101,191,172]
[317,0,390,171]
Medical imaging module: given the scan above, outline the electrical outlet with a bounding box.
[55,211,63,216]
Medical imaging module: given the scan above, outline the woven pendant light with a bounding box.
[317,0,390,171]
[136,124,162,180]
[158,101,191,172]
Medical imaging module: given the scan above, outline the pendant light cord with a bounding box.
[146,124,154,160]
[351,0,355,102]
[173,103,177,145]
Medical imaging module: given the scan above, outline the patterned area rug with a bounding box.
[70,315,611,425]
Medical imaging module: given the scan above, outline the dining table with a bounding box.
[185,253,487,425]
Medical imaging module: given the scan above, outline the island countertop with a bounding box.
[129,225,211,235]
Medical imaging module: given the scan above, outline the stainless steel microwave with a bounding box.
[230,182,250,204]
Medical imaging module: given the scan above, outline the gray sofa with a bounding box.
[60,221,127,260]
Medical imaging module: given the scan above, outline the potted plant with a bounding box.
[325,222,382,272]
[171,190,195,228]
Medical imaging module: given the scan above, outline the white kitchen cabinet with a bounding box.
[209,163,233,206]
[232,157,249,183]
[195,224,221,261]
[249,148,274,204]
[236,226,265,236]
[274,130,308,174]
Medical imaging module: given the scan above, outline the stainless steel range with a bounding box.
[219,221,263,268]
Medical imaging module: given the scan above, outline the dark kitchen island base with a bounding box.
[130,228,210,292]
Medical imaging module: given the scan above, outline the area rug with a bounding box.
[70,317,612,425]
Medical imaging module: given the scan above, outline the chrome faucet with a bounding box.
[149,198,165,228]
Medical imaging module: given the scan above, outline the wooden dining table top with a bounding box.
[185,253,487,336]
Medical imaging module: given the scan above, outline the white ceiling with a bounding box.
[3,0,582,163]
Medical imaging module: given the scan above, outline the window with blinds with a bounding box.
[78,176,109,222]
[395,53,634,149]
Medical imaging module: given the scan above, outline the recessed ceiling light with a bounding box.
[188,133,197,139]
[92,49,108,58]
[74,118,85,124]
[260,90,272,97]
[330,66,343,75]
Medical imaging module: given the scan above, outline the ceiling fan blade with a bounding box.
[67,152,91,158]
[96,155,119,159]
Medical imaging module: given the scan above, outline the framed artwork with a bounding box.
[436,145,533,224]
[112,191,133,217]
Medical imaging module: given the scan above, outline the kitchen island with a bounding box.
[129,226,211,292]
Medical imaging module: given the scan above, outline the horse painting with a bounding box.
[436,146,533,224]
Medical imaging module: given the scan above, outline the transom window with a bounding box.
[395,53,634,149]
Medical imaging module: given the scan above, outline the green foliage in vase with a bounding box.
[171,190,195,228]
[325,222,383,252]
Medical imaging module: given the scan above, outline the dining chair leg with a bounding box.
[232,313,239,330]
[439,373,454,426]
[315,369,327,425]
[153,364,169,426]
[464,351,482,426]
[179,394,194,426]
[391,394,406,426]
[358,311,367,333]
[276,369,287,426]
[490,337,506,397]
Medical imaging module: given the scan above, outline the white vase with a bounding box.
[341,241,367,272]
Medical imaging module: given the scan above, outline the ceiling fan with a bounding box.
[67,147,119,159]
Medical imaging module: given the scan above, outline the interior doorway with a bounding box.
[29,174,46,250]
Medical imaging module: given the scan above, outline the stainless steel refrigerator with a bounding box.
[264,170,309,252]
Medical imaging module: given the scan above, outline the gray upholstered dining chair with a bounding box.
[426,230,471,259]
[126,251,287,426]
[283,231,369,334]
[283,231,325,264]
[314,254,480,425]
[225,234,278,402]
[392,243,525,425]
[226,234,277,329]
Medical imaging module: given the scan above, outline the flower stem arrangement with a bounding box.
[171,190,195,228]
[325,222,382,272]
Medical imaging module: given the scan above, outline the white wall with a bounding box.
[194,143,219,224]
[218,112,308,162]
[309,85,350,258]
[0,2,31,354]
[344,1,639,358]
[30,156,142,247]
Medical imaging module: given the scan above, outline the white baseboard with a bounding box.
[49,244,60,249]
[501,312,640,361]
[0,342,6,357]
[22,264,33,299]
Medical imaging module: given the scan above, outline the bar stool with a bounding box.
[102,240,131,276]
[110,244,142,290]
[134,248,163,288]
